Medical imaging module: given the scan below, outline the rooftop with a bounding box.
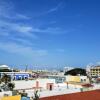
[0,65,10,69]
[40,90,100,100]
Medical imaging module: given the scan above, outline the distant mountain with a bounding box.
[64,68,87,76]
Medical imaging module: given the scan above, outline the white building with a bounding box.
[14,79,55,90]
[0,65,10,70]
[65,75,89,83]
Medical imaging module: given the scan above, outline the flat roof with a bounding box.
[40,90,100,100]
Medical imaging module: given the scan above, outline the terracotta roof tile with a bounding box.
[40,90,100,100]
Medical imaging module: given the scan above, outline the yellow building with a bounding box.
[90,66,100,77]
[1,95,21,100]
[65,76,89,83]
[67,76,80,82]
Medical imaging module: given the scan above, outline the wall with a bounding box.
[80,76,89,83]
[0,72,30,80]
[1,95,21,100]
[65,76,89,83]
[0,91,12,99]
[40,90,100,100]
[65,76,80,82]
[13,79,55,90]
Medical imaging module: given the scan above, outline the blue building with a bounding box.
[0,65,32,80]
[0,72,31,80]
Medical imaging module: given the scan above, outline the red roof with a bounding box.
[40,90,100,100]
[82,84,93,87]
[97,78,100,81]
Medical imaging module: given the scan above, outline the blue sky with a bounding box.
[0,0,100,69]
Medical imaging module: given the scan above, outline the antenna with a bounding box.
[25,65,28,72]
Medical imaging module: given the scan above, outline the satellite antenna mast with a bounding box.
[25,65,28,72]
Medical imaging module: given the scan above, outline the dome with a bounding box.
[0,65,10,69]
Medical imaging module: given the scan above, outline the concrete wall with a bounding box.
[1,95,21,100]
[13,79,55,90]
[0,91,12,98]
[65,76,80,82]
[65,76,89,83]
[80,76,89,83]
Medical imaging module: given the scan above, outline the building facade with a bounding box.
[65,76,89,83]
[14,79,55,90]
[90,66,100,77]
[0,72,31,80]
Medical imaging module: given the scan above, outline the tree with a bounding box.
[1,74,11,84]
[34,90,40,100]
[0,74,15,91]
[7,82,15,91]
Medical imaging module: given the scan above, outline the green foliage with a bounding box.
[34,90,40,100]
[64,68,87,76]
[0,74,15,91]
[7,82,15,91]
[1,74,11,84]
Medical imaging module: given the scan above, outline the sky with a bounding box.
[0,0,100,69]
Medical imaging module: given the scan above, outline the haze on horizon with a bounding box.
[0,0,100,69]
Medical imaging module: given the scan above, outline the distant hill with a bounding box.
[64,68,87,76]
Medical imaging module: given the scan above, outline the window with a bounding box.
[84,79,86,81]
[81,79,83,82]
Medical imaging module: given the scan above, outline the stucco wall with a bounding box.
[65,76,80,82]
[1,95,21,100]
[13,79,55,90]
[65,76,89,83]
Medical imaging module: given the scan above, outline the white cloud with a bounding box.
[0,0,37,48]
[0,0,33,38]
[46,2,62,13]
[0,0,13,18]
[0,20,68,41]
[41,27,67,34]
[0,0,30,20]
[0,20,37,38]
[10,38,33,46]
[0,0,67,54]
[35,2,63,17]
[0,42,48,57]
[32,27,68,35]
[15,14,30,20]
[14,26,33,33]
